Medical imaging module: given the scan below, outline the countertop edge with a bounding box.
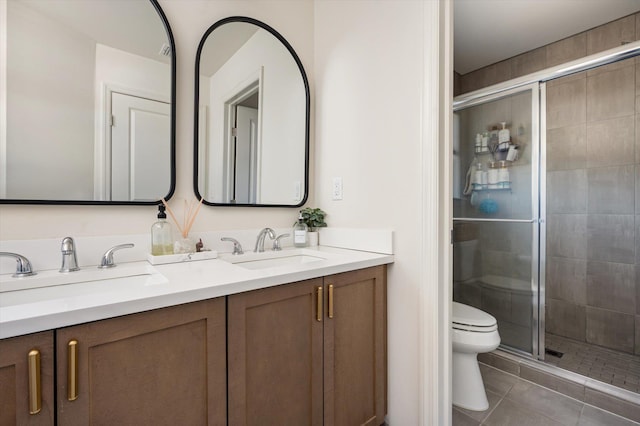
[0,251,393,339]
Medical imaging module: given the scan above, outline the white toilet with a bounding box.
[452,301,500,411]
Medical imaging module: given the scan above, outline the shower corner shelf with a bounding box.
[472,186,512,192]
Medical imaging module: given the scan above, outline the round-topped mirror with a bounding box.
[194,17,309,207]
[1,0,175,204]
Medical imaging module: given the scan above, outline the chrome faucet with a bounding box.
[60,237,80,272]
[0,252,37,277]
[221,237,244,255]
[254,228,276,253]
[98,243,135,268]
[272,233,290,251]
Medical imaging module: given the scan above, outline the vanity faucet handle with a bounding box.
[98,243,135,268]
[0,252,37,277]
[272,233,290,251]
[221,237,244,255]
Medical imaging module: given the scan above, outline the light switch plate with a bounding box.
[332,177,343,200]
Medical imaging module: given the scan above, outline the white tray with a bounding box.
[147,250,218,265]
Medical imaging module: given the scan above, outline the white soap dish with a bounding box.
[147,250,218,265]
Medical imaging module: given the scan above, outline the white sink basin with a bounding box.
[0,262,154,293]
[221,249,328,270]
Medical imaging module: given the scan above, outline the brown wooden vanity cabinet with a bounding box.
[228,266,387,426]
[55,297,226,426]
[1,265,387,425]
[0,331,55,425]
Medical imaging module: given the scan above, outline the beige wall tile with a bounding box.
[586,261,636,314]
[483,59,512,88]
[587,65,635,122]
[587,57,634,77]
[460,68,484,94]
[636,114,640,164]
[547,214,587,259]
[586,115,635,167]
[546,256,587,305]
[586,214,635,263]
[454,71,462,97]
[585,306,634,353]
[636,315,640,354]
[587,15,636,55]
[547,169,587,213]
[546,298,586,341]
[636,169,640,215]
[547,77,586,130]
[546,33,587,68]
[587,166,635,214]
[512,47,546,79]
[547,124,586,171]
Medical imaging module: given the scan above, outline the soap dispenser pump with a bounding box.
[293,211,308,248]
[151,205,174,256]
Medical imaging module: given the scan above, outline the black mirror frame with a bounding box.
[0,0,176,205]
[193,16,310,208]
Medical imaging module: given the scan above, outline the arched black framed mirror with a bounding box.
[0,0,176,205]
[194,16,310,207]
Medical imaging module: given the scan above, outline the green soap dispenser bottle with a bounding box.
[293,211,308,248]
[151,205,174,255]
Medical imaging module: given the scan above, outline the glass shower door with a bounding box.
[453,83,540,357]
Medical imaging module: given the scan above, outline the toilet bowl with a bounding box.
[452,302,500,411]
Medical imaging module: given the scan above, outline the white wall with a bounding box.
[314,1,451,424]
[6,0,95,199]
[0,0,315,240]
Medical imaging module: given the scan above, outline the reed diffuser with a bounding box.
[162,197,203,253]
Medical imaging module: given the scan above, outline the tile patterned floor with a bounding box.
[453,364,640,425]
[545,334,640,393]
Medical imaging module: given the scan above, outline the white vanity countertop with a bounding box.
[0,246,393,339]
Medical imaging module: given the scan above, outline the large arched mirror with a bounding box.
[194,17,309,207]
[0,0,175,204]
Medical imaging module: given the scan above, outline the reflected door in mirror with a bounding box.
[1,0,175,204]
[195,17,309,207]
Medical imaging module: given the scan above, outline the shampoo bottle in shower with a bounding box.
[151,204,174,255]
[498,122,510,151]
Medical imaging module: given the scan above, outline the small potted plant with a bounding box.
[299,207,327,246]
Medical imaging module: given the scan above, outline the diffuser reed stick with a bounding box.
[162,198,203,238]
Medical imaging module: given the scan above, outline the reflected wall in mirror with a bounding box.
[0,0,175,204]
[195,17,309,207]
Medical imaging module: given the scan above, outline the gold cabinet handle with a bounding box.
[316,286,323,322]
[28,349,41,415]
[328,284,334,319]
[68,340,78,401]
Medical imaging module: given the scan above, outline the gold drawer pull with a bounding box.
[28,349,41,415]
[328,284,334,319]
[68,340,78,401]
[316,286,323,322]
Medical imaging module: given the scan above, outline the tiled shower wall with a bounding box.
[456,13,640,355]
[545,57,639,354]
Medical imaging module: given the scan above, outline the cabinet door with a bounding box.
[324,266,387,426]
[56,298,226,426]
[0,331,54,425]
[228,278,324,426]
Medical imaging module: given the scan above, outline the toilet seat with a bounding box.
[452,302,497,332]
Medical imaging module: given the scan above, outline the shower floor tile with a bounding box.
[545,333,640,393]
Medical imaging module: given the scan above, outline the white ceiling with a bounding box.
[454,0,640,75]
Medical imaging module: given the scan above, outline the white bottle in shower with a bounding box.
[498,161,510,188]
[498,122,510,151]
[487,162,499,189]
